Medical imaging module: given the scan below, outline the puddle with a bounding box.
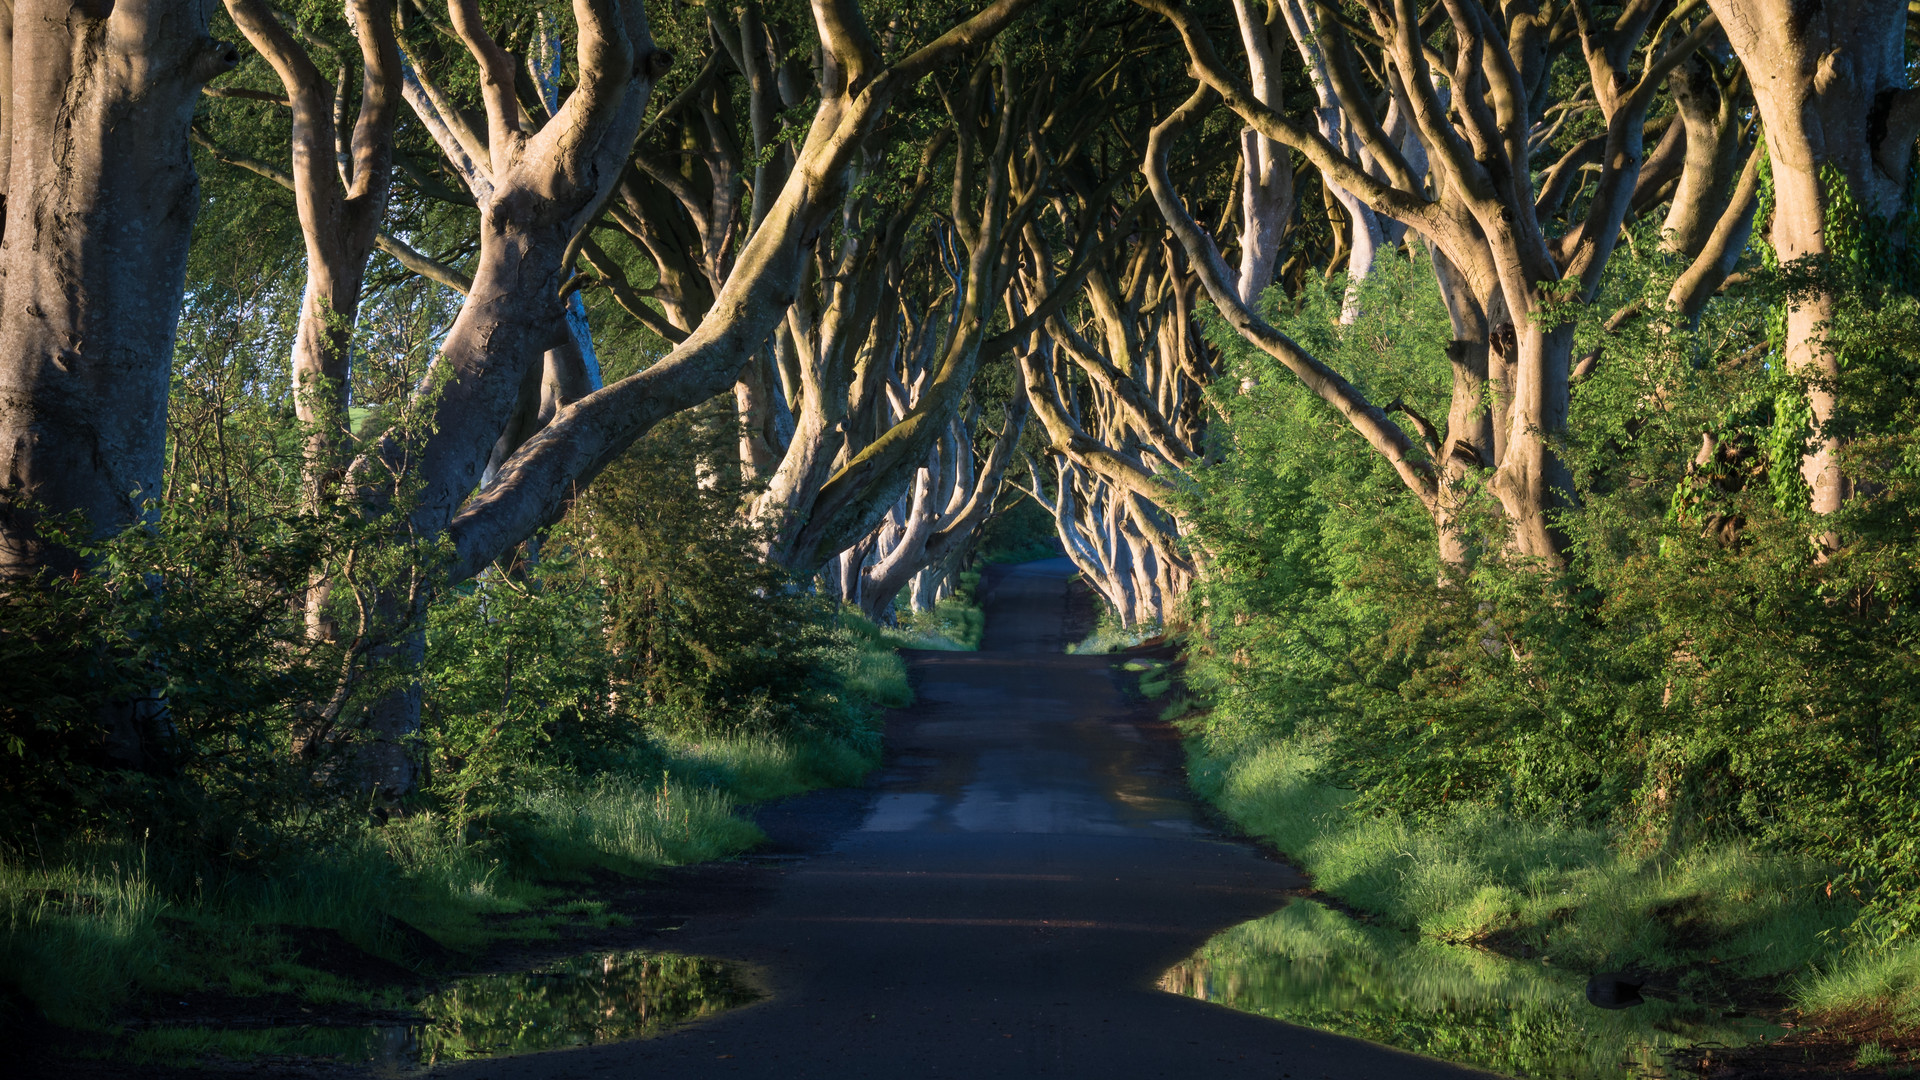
[144,949,758,1071]
[1160,901,1781,1079]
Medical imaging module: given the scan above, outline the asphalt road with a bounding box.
[444,558,1491,1080]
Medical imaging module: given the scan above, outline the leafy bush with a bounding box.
[1182,246,1920,957]
[578,414,876,743]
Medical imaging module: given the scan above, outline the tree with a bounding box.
[1138,0,1747,568]
[0,0,238,581]
[1703,0,1920,515]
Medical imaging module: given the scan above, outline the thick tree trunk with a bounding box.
[1428,249,1497,577]
[1489,319,1577,560]
[0,0,235,580]
[1705,0,1918,515]
[1229,0,1292,303]
[1660,50,1740,260]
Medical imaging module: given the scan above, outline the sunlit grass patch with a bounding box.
[1188,732,1854,995]
[657,731,879,803]
[842,590,986,656]
[1068,612,1158,655]
[518,774,763,873]
[0,853,168,1027]
[1799,944,1920,1024]
[896,593,984,650]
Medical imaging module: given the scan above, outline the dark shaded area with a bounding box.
[266,926,423,989]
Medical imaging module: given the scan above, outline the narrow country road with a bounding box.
[447,559,1490,1080]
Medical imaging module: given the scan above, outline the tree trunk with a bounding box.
[1428,248,1497,577]
[1489,319,1577,560]
[0,0,236,580]
[1660,49,1740,260]
[1705,0,1918,515]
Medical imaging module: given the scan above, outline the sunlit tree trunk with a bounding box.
[1704,0,1920,514]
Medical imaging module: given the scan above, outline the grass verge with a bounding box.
[1186,732,1852,993]
[2,629,907,1038]
[1067,606,1159,655]
[1182,725,1920,1069]
[844,570,987,654]
[1149,656,1920,1033]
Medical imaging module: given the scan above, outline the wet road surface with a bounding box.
[448,558,1490,1079]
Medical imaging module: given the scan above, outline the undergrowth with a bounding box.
[2,687,889,1034]
[1067,605,1158,655]
[1185,728,1864,1006]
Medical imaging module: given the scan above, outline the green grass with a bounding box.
[0,852,170,1028]
[1164,897,1775,1080]
[1858,1041,1899,1067]
[840,592,984,658]
[3,632,905,1038]
[1797,942,1920,1022]
[516,774,767,873]
[1186,731,1857,1001]
[657,730,881,802]
[1067,608,1158,655]
[898,593,985,650]
[0,743,863,1033]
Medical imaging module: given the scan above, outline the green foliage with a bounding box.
[1164,898,1774,1080]
[0,396,897,1036]
[1068,601,1161,654]
[1183,238,1920,987]
[1187,733,1848,983]
[0,506,361,854]
[973,496,1061,565]
[579,414,878,745]
[891,570,986,649]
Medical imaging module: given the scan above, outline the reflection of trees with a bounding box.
[417,951,756,1064]
[1160,905,1759,1080]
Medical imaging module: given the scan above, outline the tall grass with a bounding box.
[1798,945,1920,1022]
[1189,732,1856,993]
[0,853,168,1027]
[518,775,764,871]
[658,732,879,801]
[896,593,984,650]
[0,749,854,1031]
[4,644,902,1033]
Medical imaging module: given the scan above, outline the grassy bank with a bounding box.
[1,629,907,1036]
[848,570,987,653]
[1067,601,1159,656]
[1182,723,1920,1024]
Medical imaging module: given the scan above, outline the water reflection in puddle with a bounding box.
[1160,901,1780,1079]
[220,949,757,1071]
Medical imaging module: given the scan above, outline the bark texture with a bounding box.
[1704,0,1918,514]
[0,0,237,580]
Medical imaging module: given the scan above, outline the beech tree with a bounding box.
[1137,0,1754,568]
[0,0,238,581]
[338,0,1043,794]
[11,0,1914,804]
[1702,0,1920,514]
